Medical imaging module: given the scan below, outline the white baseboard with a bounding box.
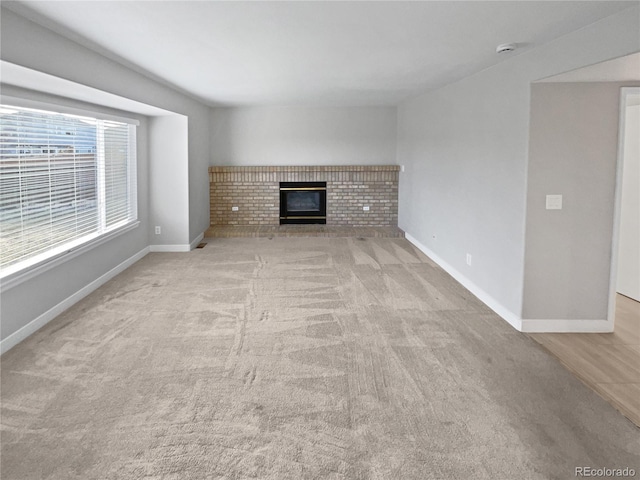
[404,232,523,331]
[404,233,616,334]
[0,246,150,355]
[189,232,205,250]
[149,232,205,253]
[520,318,613,333]
[149,244,191,252]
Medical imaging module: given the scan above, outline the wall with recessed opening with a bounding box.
[396,5,640,331]
[0,7,210,351]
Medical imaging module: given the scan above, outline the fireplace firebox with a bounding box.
[280,182,327,224]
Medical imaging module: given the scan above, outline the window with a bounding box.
[0,104,137,278]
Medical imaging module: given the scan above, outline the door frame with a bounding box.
[607,86,640,324]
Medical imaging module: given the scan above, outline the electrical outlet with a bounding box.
[466,253,472,266]
[231,206,239,212]
[363,206,370,211]
[155,226,161,235]
[401,165,405,173]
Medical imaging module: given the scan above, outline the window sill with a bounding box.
[0,221,140,293]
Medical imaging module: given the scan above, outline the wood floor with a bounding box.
[530,294,640,427]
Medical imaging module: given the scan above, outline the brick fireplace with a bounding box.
[209,165,399,227]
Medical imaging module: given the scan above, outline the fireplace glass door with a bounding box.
[280,182,326,224]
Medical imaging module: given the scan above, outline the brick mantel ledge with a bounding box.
[209,165,399,173]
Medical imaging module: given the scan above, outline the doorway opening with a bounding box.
[609,87,640,321]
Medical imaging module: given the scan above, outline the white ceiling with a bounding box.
[4,1,637,107]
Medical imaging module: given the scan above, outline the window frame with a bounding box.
[0,96,141,291]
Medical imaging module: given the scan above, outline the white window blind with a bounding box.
[0,104,137,276]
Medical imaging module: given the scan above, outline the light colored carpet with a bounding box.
[1,237,638,479]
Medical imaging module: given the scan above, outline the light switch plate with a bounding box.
[546,194,562,210]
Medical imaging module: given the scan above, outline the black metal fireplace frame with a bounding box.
[279,182,327,224]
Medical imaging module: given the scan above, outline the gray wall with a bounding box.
[396,6,640,322]
[0,8,210,342]
[210,106,397,166]
[523,82,638,320]
[0,8,211,243]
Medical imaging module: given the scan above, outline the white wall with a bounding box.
[397,6,640,328]
[523,82,638,325]
[149,115,190,247]
[210,106,397,165]
[617,101,640,301]
[0,8,210,347]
